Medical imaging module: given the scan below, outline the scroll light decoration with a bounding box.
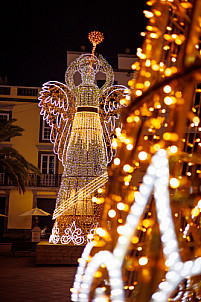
[71,0,201,301]
[38,32,130,245]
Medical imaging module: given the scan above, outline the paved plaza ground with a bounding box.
[0,255,77,302]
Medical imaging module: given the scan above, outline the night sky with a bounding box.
[1,1,148,87]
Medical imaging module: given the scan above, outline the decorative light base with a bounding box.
[49,215,99,245]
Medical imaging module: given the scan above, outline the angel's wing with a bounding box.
[99,85,130,164]
[38,81,75,166]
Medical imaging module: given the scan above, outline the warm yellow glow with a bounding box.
[142,219,151,228]
[87,233,93,240]
[96,197,105,204]
[132,236,139,244]
[112,139,118,149]
[145,59,151,67]
[153,144,161,152]
[164,34,172,41]
[164,96,176,105]
[191,207,200,217]
[96,227,106,237]
[117,202,125,211]
[108,209,116,218]
[163,132,179,141]
[175,91,182,98]
[136,83,144,89]
[193,116,200,126]
[152,64,159,71]
[144,81,151,88]
[180,1,193,9]
[114,158,120,166]
[94,271,102,278]
[169,145,178,153]
[123,164,133,173]
[136,90,143,96]
[164,68,172,76]
[92,197,97,203]
[126,143,133,150]
[170,178,180,189]
[163,45,170,50]
[127,116,133,123]
[134,116,140,122]
[116,127,121,136]
[163,85,172,93]
[128,79,135,87]
[150,33,158,39]
[139,257,148,266]
[153,9,161,16]
[154,102,161,109]
[138,151,148,160]
[143,10,154,18]
[117,225,125,235]
[98,188,103,193]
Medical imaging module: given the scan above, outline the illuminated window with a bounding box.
[0,111,12,141]
[39,117,51,142]
[40,153,56,174]
[0,112,10,125]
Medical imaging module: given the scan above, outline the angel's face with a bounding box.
[80,66,96,85]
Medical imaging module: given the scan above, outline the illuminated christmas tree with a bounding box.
[38,32,129,245]
[71,1,201,301]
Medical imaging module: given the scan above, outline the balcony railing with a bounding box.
[0,173,62,188]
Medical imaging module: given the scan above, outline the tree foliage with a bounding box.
[0,119,42,193]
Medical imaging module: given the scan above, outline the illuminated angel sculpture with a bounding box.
[38,33,129,244]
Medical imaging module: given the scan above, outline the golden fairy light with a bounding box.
[71,1,201,301]
[88,31,104,76]
[38,34,130,245]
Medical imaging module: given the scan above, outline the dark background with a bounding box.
[0,0,148,87]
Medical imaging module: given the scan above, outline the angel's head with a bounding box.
[77,54,99,85]
[80,65,96,84]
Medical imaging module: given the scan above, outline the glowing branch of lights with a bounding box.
[72,150,201,302]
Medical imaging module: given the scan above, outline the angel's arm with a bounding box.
[65,59,79,94]
[98,55,114,94]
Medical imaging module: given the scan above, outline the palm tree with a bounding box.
[0,118,41,193]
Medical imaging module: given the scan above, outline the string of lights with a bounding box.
[71,1,201,300]
[38,34,129,244]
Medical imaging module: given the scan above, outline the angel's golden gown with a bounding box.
[49,61,109,244]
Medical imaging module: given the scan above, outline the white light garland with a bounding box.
[61,221,85,245]
[49,221,60,244]
[39,54,129,243]
[72,149,201,301]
